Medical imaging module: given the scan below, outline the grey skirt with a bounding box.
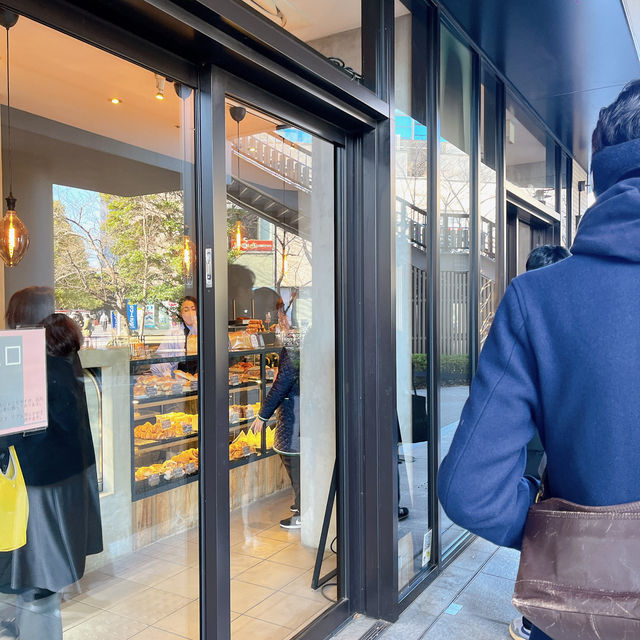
[0,465,103,593]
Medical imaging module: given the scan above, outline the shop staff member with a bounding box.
[152,296,198,377]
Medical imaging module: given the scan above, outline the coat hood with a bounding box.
[571,177,640,263]
[592,138,640,196]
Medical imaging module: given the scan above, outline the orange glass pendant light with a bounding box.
[182,233,195,277]
[0,194,29,266]
[0,12,29,268]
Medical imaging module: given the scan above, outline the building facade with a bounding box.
[0,0,638,638]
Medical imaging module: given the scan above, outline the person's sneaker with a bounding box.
[509,616,531,640]
[290,504,299,513]
[280,515,302,529]
[398,506,409,521]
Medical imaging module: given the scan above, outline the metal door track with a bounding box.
[358,620,391,639]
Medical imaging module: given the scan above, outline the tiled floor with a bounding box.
[0,489,337,640]
[332,537,521,640]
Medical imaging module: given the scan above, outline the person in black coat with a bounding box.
[251,344,301,529]
[0,288,102,640]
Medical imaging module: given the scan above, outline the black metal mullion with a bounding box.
[362,0,383,98]
[200,66,232,640]
[339,135,366,615]
[196,67,217,640]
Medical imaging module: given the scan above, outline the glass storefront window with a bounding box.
[561,153,570,246]
[0,14,199,638]
[225,99,339,637]
[394,0,433,592]
[506,95,557,209]
[235,0,363,82]
[479,70,500,348]
[572,160,589,233]
[439,24,472,554]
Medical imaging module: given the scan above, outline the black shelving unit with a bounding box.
[130,354,199,501]
[228,346,279,466]
[129,347,281,499]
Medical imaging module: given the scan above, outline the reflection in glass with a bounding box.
[439,25,472,553]
[394,0,434,592]
[236,0,362,81]
[560,154,569,246]
[479,71,499,348]
[572,160,588,234]
[0,14,200,639]
[506,96,557,209]
[225,99,338,638]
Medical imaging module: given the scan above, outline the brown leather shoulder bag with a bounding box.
[512,490,640,640]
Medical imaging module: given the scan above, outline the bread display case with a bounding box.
[228,347,279,467]
[130,354,199,500]
[129,343,281,500]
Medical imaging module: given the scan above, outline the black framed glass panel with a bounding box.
[224,98,339,637]
[560,153,570,246]
[438,24,473,554]
[572,160,589,233]
[505,95,557,210]
[479,69,499,348]
[0,12,200,638]
[393,0,434,592]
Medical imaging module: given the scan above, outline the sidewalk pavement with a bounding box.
[331,537,521,640]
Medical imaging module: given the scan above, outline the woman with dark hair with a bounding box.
[151,295,198,377]
[5,286,54,330]
[0,288,102,640]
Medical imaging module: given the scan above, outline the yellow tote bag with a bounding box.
[0,446,29,551]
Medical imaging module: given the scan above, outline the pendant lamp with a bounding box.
[182,225,196,285]
[0,11,29,268]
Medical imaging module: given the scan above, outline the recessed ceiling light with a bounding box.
[110,98,121,104]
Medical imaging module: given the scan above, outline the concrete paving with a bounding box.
[331,537,521,640]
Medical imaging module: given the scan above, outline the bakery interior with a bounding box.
[0,13,338,640]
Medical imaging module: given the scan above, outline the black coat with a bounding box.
[259,347,300,454]
[0,352,96,486]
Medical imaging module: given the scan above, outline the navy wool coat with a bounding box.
[259,346,300,455]
[438,139,640,640]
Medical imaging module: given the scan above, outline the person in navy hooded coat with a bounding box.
[438,79,640,640]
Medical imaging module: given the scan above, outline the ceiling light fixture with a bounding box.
[229,104,247,185]
[155,74,165,101]
[182,225,196,284]
[110,97,121,104]
[0,11,29,268]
